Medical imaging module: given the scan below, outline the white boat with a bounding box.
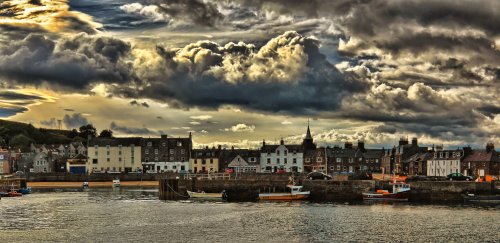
[112,179,121,187]
[187,190,226,199]
[362,182,411,201]
[258,185,310,200]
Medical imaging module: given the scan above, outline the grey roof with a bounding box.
[89,137,142,146]
[261,144,303,153]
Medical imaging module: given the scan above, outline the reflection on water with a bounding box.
[0,188,499,243]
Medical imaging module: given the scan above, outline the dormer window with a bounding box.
[177,141,182,147]
[147,142,152,147]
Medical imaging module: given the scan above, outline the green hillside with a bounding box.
[0,119,74,151]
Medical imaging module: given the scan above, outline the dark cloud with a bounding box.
[0,33,134,91]
[110,121,158,135]
[129,100,150,108]
[0,106,28,118]
[152,0,224,27]
[64,108,75,112]
[63,113,90,129]
[0,91,45,101]
[114,31,367,115]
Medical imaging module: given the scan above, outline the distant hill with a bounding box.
[0,119,75,151]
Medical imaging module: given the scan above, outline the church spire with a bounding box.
[305,119,312,140]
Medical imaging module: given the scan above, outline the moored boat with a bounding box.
[187,190,226,199]
[258,185,310,200]
[17,187,32,194]
[362,182,410,202]
[112,179,121,187]
[462,194,500,203]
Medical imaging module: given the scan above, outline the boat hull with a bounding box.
[362,191,409,202]
[258,193,310,200]
[462,194,500,203]
[187,191,224,199]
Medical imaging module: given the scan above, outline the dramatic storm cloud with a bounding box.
[1,0,498,147]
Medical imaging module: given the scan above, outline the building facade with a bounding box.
[462,143,498,178]
[427,149,464,176]
[260,139,304,173]
[0,149,8,174]
[87,137,142,173]
[224,149,260,173]
[190,147,221,173]
[141,134,192,173]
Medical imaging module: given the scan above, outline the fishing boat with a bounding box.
[362,182,410,201]
[258,185,310,200]
[187,190,226,199]
[112,179,121,187]
[17,187,32,194]
[462,194,500,203]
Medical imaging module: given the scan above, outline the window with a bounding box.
[181,149,185,154]
[119,151,122,155]
[131,157,134,163]
[194,159,198,164]
[145,149,149,155]
[155,157,158,161]
[106,151,110,156]
[119,158,122,162]
[284,158,288,164]
[284,150,288,156]
[267,158,271,164]
[277,158,280,164]
[317,158,322,163]
[177,141,182,147]
[210,159,213,164]
[173,165,177,170]
[107,158,110,162]
[162,142,166,147]
[169,157,174,161]
[93,159,98,164]
[337,165,341,170]
[145,157,149,162]
[202,159,206,165]
[293,158,297,164]
[305,158,310,163]
[155,149,158,154]
[277,150,280,155]
[170,149,174,155]
[147,142,152,147]
[336,158,341,163]
[164,165,168,170]
[349,158,353,163]
[375,159,379,163]
[106,145,110,150]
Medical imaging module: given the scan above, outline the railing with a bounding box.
[183,173,231,180]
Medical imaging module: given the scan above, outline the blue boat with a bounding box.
[17,187,32,194]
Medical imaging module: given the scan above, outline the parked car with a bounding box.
[446,173,474,181]
[307,172,332,180]
[276,169,287,174]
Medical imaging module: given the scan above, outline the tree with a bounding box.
[99,129,113,138]
[78,124,97,140]
[67,129,79,139]
[9,134,33,151]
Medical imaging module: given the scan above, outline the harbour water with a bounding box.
[1,188,499,243]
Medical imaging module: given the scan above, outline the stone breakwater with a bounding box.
[160,178,500,202]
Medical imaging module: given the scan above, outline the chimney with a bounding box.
[357,140,365,151]
[218,145,222,150]
[262,139,266,147]
[344,142,353,149]
[463,146,472,155]
[486,142,494,153]
[161,134,168,139]
[280,138,284,145]
[399,137,408,146]
[411,137,418,146]
[231,146,234,151]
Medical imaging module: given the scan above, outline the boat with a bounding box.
[362,182,411,201]
[17,187,32,194]
[112,179,121,187]
[83,181,89,189]
[2,189,23,197]
[258,185,310,200]
[462,194,500,203]
[187,190,226,199]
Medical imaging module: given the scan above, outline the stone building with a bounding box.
[87,137,142,173]
[462,143,498,178]
[326,141,383,174]
[303,148,327,173]
[403,152,433,176]
[394,137,428,174]
[141,134,192,173]
[260,139,304,173]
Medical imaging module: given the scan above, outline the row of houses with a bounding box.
[2,125,498,179]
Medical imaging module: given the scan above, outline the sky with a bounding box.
[0,0,498,149]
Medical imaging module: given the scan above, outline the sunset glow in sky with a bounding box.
[1,0,499,148]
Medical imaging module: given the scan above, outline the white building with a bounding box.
[427,149,463,176]
[226,149,260,173]
[260,139,303,173]
[87,137,142,173]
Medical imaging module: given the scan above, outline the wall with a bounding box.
[87,145,142,173]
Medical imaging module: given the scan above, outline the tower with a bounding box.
[302,120,316,151]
